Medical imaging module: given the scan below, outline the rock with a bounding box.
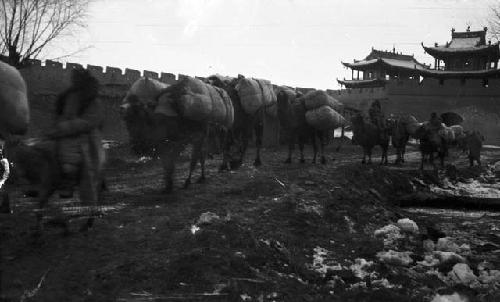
[436,237,460,253]
[349,258,374,279]
[376,250,413,266]
[477,261,495,272]
[397,218,419,234]
[478,269,500,285]
[197,212,220,224]
[423,239,435,252]
[374,224,404,247]
[448,263,478,286]
[430,293,469,302]
[374,224,400,237]
[417,254,440,267]
[433,251,466,266]
[458,244,471,255]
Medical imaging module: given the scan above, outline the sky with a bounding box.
[44,0,496,90]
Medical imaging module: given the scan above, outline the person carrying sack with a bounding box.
[46,67,105,207]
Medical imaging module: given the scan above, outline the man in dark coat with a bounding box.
[426,112,443,131]
[368,100,387,139]
[46,67,105,205]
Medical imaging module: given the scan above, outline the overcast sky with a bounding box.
[46,0,495,89]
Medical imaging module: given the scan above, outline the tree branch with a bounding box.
[0,0,89,66]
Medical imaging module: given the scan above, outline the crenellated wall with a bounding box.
[16,59,204,143]
[15,59,287,146]
[331,78,500,144]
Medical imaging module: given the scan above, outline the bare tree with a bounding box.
[0,0,89,67]
[489,3,500,41]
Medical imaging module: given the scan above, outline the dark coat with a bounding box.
[48,70,105,203]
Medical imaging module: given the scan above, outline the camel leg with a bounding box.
[420,152,425,170]
[367,148,373,164]
[440,148,446,168]
[253,121,263,167]
[184,140,203,189]
[361,147,367,164]
[396,149,402,165]
[319,131,327,164]
[381,145,388,165]
[299,137,305,163]
[312,135,318,164]
[219,130,231,171]
[384,145,389,165]
[285,133,294,164]
[429,152,436,170]
[232,130,248,170]
[159,141,179,193]
[336,129,342,152]
[197,137,207,184]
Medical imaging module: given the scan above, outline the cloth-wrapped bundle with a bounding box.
[235,77,277,115]
[438,125,456,143]
[0,61,29,135]
[305,105,346,131]
[298,89,345,130]
[450,125,464,140]
[403,116,422,136]
[156,77,234,129]
[302,90,343,111]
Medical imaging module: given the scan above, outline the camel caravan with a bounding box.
[120,72,484,193]
[0,59,487,232]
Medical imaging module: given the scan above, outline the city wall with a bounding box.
[331,78,500,144]
[16,59,283,146]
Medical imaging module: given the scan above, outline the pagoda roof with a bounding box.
[418,68,500,79]
[337,79,386,88]
[342,48,429,71]
[342,57,429,72]
[422,27,500,59]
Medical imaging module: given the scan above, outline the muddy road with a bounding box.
[1,142,500,301]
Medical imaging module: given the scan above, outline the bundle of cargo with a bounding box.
[438,124,456,143]
[0,61,29,135]
[303,90,343,112]
[156,77,234,129]
[300,90,346,130]
[403,115,423,136]
[305,105,346,131]
[235,76,277,116]
[450,125,465,140]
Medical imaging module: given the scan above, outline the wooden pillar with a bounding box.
[351,69,354,80]
[357,70,360,80]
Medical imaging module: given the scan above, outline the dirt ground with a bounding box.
[1,141,500,302]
